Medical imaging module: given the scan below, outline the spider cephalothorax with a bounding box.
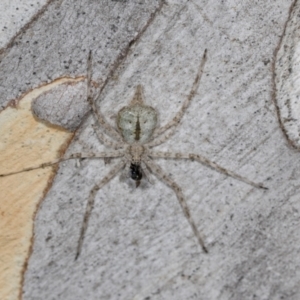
[129,163,143,187]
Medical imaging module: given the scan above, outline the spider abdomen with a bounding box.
[117,104,157,144]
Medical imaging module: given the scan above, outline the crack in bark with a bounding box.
[271,0,299,150]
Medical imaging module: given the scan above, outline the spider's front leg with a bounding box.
[75,158,127,260]
[141,162,154,185]
[148,150,267,190]
[143,157,208,253]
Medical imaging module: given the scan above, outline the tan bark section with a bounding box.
[0,78,81,300]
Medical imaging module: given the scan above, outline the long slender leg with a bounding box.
[141,162,154,184]
[151,49,207,140]
[143,157,208,253]
[148,150,267,189]
[119,161,131,181]
[85,1,166,144]
[91,123,124,150]
[75,159,126,260]
[87,51,123,143]
[146,124,178,148]
[0,150,125,177]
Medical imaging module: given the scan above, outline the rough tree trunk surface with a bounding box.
[0,1,299,300]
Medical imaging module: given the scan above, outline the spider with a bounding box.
[1,49,266,259]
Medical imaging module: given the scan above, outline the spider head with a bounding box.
[130,163,142,188]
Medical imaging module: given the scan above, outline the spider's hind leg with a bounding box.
[150,49,207,143]
[86,51,123,144]
[91,123,124,150]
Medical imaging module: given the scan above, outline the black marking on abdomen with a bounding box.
[135,115,141,141]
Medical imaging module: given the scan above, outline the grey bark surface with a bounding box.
[32,80,89,132]
[1,0,300,299]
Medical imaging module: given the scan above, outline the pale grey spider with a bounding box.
[1,50,266,259]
